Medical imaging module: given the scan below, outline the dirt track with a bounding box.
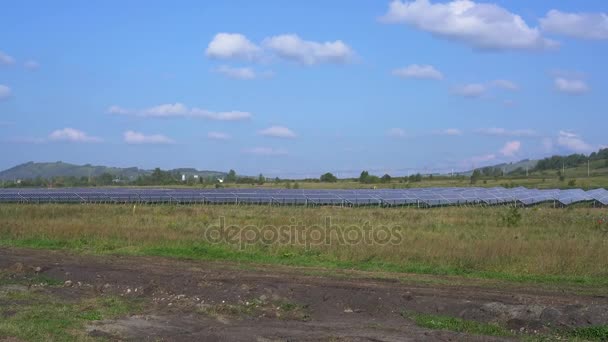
[1,248,607,341]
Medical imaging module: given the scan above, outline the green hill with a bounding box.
[458,159,538,177]
[0,162,225,181]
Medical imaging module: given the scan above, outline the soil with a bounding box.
[1,247,607,341]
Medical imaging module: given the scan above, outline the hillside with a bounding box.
[0,162,225,181]
[458,159,539,176]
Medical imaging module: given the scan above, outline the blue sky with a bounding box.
[1,0,607,178]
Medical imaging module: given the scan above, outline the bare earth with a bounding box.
[1,248,607,341]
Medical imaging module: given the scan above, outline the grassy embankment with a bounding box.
[1,204,607,287]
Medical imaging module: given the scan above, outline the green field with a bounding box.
[234,175,608,190]
[1,204,607,287]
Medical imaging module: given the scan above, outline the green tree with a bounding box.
[320,172,337,182]
[257,173,265,185]
[413,173,422,182]
[381,174,391,183]
[226,169,237,183]
[470,170,481,184]
[98,172,114,185]
[359,171,369,183]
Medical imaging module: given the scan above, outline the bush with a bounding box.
[501,207,522,227]
[320,172,337,182]
[568,179,577,187]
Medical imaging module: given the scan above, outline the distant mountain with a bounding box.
[485,159,538,174]
[458,159,539,176]
[0,162,226,181]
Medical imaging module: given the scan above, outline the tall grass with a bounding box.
[1,204,607,285]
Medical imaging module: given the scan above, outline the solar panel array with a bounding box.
[0,187,607,207]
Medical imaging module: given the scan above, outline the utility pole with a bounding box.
[526,166,528,177]
[588,159,590,177]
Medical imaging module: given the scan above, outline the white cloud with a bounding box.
[0,51,15,65]
[380,0,555,51]
[258,125,297,139]
[205,33,262,61]
[107,105,130,115]
[554,77,589,95]
[207,131,231,140]
[215,65,257,80]
[205,33,355,66]
[0,85,11,100]
[451,79,517,98]
[190,108,252,121]
[48,128,102,143]
[123,130,174,144]
[492,79,518,91]
[540,10,608,40]
[141,103,189,117]
[392,64,443,80]
[436,128,462,136]
[500,140,521,157]
[452,83,486,97]
[23,60,40,70]
[387,128,407,138]
[476,128,537,137]
[111,103,252,121]
[244,147,288,156]
[262,34,354,65]
[557,131,593,152]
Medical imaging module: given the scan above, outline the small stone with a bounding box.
[10,263,24,273]
[34,266,42,273]
[64,280,73,287]
[344,308,353,313]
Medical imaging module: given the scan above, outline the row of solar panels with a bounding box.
[0,187,607,207]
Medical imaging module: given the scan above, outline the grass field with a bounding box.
[1,204,607,287]
[105,174,608,190]
[260,175,608,190]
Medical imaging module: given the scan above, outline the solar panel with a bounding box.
[0,187,606,207]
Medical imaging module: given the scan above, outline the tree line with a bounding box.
[534,148,608,171]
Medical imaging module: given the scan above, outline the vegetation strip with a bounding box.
[1,204,607,288]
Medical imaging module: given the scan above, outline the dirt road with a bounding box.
[1,248,607,341]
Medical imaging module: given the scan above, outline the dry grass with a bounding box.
[1,204,607,284]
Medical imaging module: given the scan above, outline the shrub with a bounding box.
[501,206,522,227]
